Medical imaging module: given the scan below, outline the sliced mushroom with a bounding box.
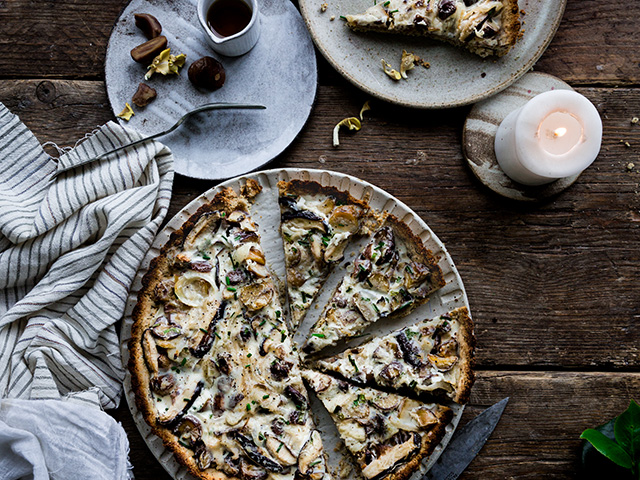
[231,431,286,472]
[246,260,269,278]
[297,430,325,480]
[173,414,203,447]
[150,317,182,340]
[270,359,293,381]
[284,385,308,410]
[378,361,404,385]
[259,327,281,356]
[360,431,420,480]
[353,292,380,323]
[413,407,438,428]
[395,331,423,368]
[427,354,458,371]
[239,281,274,312]
[282,211,327,232]
[286,268,306,288]
[157,380,204,429]
[265,436,297,466]
[328,205,360,234]
[239,457,269,480]
[194,441,212,469]
[369,393,401,411]
[142,329,159,373]
[183,213,221,251]
[310,236,324,262]
[437,339,458,357]
[190,301,227,358]
[150,373,176,396]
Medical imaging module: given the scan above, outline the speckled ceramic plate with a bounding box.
[299,0,566,109]
[105,0,317,179]
[121,168,469,480]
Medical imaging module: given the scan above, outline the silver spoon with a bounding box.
[52,102,266,177]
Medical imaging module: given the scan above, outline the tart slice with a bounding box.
[303,370,452,480]
[278,180,369,329]
[315,307,475,404]
[130,183,328,480]
[302,215,445,355]
[343,0,521,58]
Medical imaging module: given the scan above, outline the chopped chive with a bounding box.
[225,276,231,285]
[277,442,284,452]
[259,319,266,326]
[181,358,187,366]
[247,353,252,358]
[263,394,270,399]
[309,460,322,467]
[311,333,326,338]
[246,403,251,411]
[275,310,281,318]
[348,354,359,372]
[201,253,211,260]
[339,15,347,20]
[183,397,191,402]
[226,286,237,292]
[178,440,191,448]
[199,328,208,334]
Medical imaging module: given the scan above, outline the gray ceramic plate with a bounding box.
[299,0,566,109]
[105,0,317,179]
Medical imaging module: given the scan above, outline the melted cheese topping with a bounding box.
[143,207,326,479]
[316,308,468,400]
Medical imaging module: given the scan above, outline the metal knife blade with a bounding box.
[423,397,509,480]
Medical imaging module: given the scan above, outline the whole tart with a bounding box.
[129,183,327,480]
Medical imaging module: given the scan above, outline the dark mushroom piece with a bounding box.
[190,301,227,358]
[379,361,404,384]
[230,431,286,472]
[150,317,182,340]
[437,0,457,20]
[395,331,423,368]
[371,227,396,265]
[284,385,308,410]
[173,414,203,447]
[239,457,269,480]
[270,359,293,381]
[150,373,176,396]
[157,380,204,430]
[194,440,212,469]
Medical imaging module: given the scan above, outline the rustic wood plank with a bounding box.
[0,0,639,85]
[110,371,640,479]
[1,80,639,368]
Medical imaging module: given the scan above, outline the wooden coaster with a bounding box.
[463,72,580,202]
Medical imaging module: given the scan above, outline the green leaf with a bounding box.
[615,400,640,463]
[580,428,633,469]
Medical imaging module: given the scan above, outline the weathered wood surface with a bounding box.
[2,0,640,477]
[0,1,639,85]
[112,371,640,479]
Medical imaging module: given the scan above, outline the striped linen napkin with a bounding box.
[0,103,174,478]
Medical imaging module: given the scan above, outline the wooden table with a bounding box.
[2,0,639,477]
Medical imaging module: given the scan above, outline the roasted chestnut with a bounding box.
[134,13,162,39]
[130,35,168,64]
[131,83,157,107]
[188,56,226,90]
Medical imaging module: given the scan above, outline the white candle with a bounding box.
[494,90,602,186]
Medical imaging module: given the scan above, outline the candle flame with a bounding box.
[554,127,568,138]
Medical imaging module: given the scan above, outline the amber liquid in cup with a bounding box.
[206,0,253,38]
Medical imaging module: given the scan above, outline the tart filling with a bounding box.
[344,0,521,57]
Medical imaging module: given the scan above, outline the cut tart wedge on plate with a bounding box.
[278,179,370,329]
[314,307,475,404]
[302,214,445,355]
[343,0,521,58]
[129,182,328,480]
[303,370,453,480]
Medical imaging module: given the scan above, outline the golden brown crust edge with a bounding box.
[449,307,476,405]
[277,179,371,213]
[128,186,256,480]
[496,0,522,56]
[382,407,454,480]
